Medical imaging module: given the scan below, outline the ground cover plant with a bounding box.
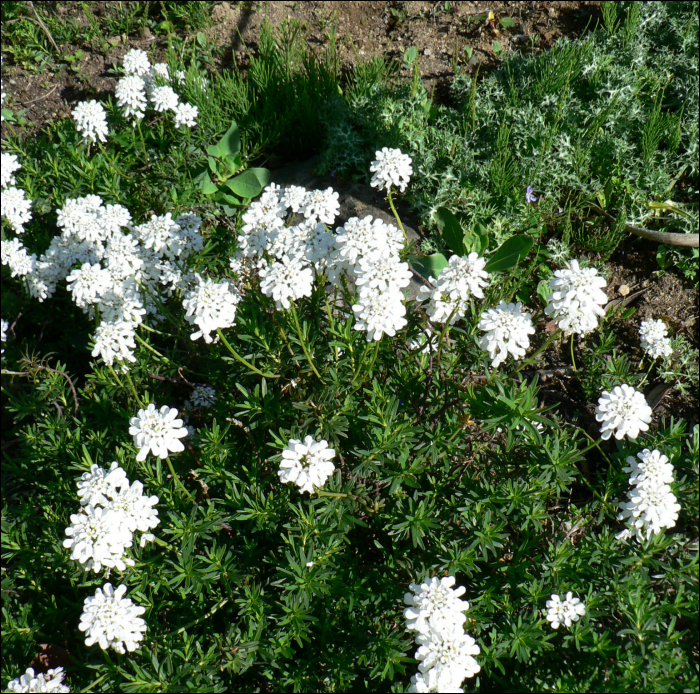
[2,2,699,692]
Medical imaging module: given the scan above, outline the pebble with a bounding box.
[424,47,432,56]
[618,284,630,296]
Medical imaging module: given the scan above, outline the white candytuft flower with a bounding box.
[639,319,673,359]
[1,152,22,189]
[478,301,535,368]
[544,259,607,336]
[129,404,188,462]
[5,667,70,693]
[415,627,481,691]
[1,318,8,354]
[173,101,198,129]
[79,583,147,654]
[370,147,413,193]
[545,591,586,629]
[352,288,407,341]
[72,100,109,144]
[280,185,307,212]
[63,505,134,573]
[623,448,674,487]
[122,48,151,77]
[2,186,33,234]
[76,461,128,507]
[404,576,469,636]
[595,384,653,441]
[278,435,336,494]
[182,274,242,343]
[150,85,179,112]
[186,385,217,409]
[258,254,314,310]
[300,187,340,225]
[91,319,137,368]
[115,75,147,122]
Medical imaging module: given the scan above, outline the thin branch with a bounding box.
[23,84,58,105]
[28,2,60,54]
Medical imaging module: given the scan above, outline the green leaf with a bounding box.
[404,46,418,65]
[225,168,270,199]
[493,41,503,55]
[412,253,449,279]
[200,172,219,196]
[500,17,516,28]
[485,235,534,272]
[216,121,241,158]
[206,145,222,159]
[435,208,466,256]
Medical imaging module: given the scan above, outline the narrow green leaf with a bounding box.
[485,235,534,272]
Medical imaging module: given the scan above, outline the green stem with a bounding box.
[153,535,178,553]
[135,333,167,362]
[123,369,144,408]
[80,675,107,694]
[216,329,279,379]
[136,119,148,160]
[436,307,459,366]
[165,456,194,501]
[387,187,408,247]
[512,329,563,375]
[289,303,324,382]
[168,598,229,636]
[570,333,577,373]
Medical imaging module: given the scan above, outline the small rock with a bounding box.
[424,47,432,56]
[618,284,630,297]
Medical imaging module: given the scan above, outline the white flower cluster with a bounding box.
[129,403,188,461]
[1,317,8,355]
[2,194,203,370]
[545,591,586,629]
[5,667,69,693]
[595,384,653,440]
[616,448,681,542]
[64,461,160,572]
[183,274,242,343]
[404,576,480,693]
[116,48,199,128]
[369,147,413,193]
[186,385,217,409]
[72,99,109,144]
[639,318,673,359]
[478,301,535,368]
[79,582,147,654]
[545,259,608,336]
[232,181,411,341]
[278,435,336,494]
[1,152,32,235]
[418,253,489,325]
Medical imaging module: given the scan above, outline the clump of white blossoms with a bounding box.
[595,384,653,441]
[639,318,673,359]
[478,301,535,368]
[79,583,147,654]
[1,318,8,355]
[187,385,217,409]
[545,591,586,629]
[404,576,480,692]
[1,152,22,189]
[115,74,147,122]
[173,101,198,129]
[370,147,413,193]
[2,186,33,234]
[5,667,70,693]
[72,100,109,144]
[129,404,188,461]
[91,319,137,370]
[418,253,489,325]
[183,274,242,343]
[544,259,608,336]
[151,85,179,112]
[122,48,151,77]
[278,436,336,494]
[616,448,680,542]
[259,253,314,309]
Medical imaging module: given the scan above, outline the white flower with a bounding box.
[122,48,151,77]
[478,301,535,368]
[150,85,179,112]
[404,576,469,636]
[2,186,33,233]
[76,461,128,507]
[115,75,147,122]
[278,435,336,494]
[409,670,463,693]
[595,385,653,440]
[352,288,407,341]
[617,478,680,542]
[65,262,113,310]
[182,274,242,343]
[129,404,188,461]
[5,667,70,693]
[63,505,133,573]
[72,100,109,144]
[187,385,217,409]
[79,583,147,654]
[259,254,314,310]
[173,102,198,129]
[108,479,160,542]
[280,185,307,212]
[1,238,35,277]
[91,320,137,367]
[370,147,413,193]
[544,259,607,336]
[623,448,674,488]
[415,627,480,691]
[300,187,340,225]
[355,251,412,296]
[545,592,586,629]
[639,319,673,359]
[1,152,21,189]
[437,253,490,301]
[1,318,8,354]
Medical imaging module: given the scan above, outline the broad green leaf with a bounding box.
[200,172,219,196]
[493,41,503,55]
[500,17,516,28]
[412,252,449,279]
[485,235,534,272]
[435,208,466,256]
[404,46,418,64]
[225,168,269,199]
[216,120,241,157]
[206,145,221,158]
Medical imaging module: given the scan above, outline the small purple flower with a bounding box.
[525,186,537,204]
